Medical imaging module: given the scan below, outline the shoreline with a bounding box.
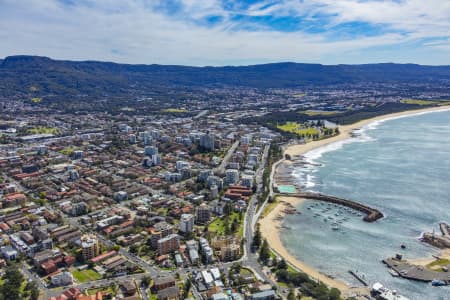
[284,105,450,158]
[259,105,450,293]
[259,196,351,291]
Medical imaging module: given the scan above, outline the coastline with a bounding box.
[259,104,450,293]
[284,105,450,158]
[259,196,350,291]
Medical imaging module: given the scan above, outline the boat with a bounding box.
[331,226,339,231]
[431,279,449,286]
[371,282,410,300]
[388,268,399,277]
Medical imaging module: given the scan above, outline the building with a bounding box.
[51,271,74,286]
[72,150,84,160]
[157,286,180,300]
[80,234,99,261]
[165,172,182,183]
[153,275,176,291]
[121,280,137,296]
[250,290,276,300]
[150,221,174,248]
[240,175,254,189]
[75,292,103,300]
[113,191,128,202]
[195,203,211,224]
[175,161,190,171]
[225,169,239,185]
[144,146,158,156]
[200,133,215,151]
[179,214,194,233]
[1,245,17,260]
[157,234,180,255]
[129,134,136,144]
[211,236,241,261]
[207,176,223,190]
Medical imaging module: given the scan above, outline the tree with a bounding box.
[0,264,24,300]
[252,225,262,249]
[141,276,151,287]
[183,278,191,297]
[329,288,341,300]
[287,288,296,300]
[259,239,270,264]
[25,281,39,300]
[278,258,288,270]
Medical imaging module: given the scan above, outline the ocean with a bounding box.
[282,109,450,299]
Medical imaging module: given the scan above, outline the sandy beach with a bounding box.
[259,195,350,290]
[259,105,450,293]
[284,105,450,158]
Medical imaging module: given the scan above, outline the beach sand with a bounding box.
[284,105,450,158]
[259,105,450,294]
[407,249,450,267]
[259,196,349,290]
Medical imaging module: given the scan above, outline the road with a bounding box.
[21,142,279,300]
[214,140,239,175]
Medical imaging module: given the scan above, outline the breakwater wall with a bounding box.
[279,192,384,222]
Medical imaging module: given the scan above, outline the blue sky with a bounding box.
[0,0,450,65]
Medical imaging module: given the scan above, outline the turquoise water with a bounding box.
[283,109,450,300]
[278,185,297,193]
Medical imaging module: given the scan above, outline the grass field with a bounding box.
[300,110,341,116]
[59,146,79,156]
[277,122,319,137]
[27,126,59,135]
[261,200,278,218]
[426,258,450,271]
[209,212,243,236]
[72,269,102,283]
[400,99,441,105]
[87,286,114,296]
[162,108,188,113]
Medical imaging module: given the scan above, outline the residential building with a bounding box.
[157,234,180,255]
[80,234,99,261]
[195,203,211,224]
[179,214,194,233]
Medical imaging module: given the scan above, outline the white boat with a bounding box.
[371,283,410,300]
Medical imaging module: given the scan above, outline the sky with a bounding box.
[1,0,450,66]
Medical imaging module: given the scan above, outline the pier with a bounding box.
[383,257,450,282]
[348,270,369,287]
[279,191,384,222]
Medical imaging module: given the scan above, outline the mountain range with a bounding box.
[1,55,450,98]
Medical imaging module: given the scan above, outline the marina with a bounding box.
[278,191,384,222]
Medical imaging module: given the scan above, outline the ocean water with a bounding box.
[282,109,450,300]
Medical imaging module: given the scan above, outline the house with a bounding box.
[153,276,176,291]
[250,290,276,300]
[51,271,74,286]
[121,280,136,296]
[157,286,180,300]
[1,245,18,260]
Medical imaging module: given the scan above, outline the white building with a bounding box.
[179,214,194,233]
[51,271,73,286]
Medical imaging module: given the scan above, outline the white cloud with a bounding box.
[0,0,449,65]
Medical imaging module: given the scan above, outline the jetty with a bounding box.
[383,257,450,282]
[422,222,450,248]
[279,191,384,222]
[348,270,368,287]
